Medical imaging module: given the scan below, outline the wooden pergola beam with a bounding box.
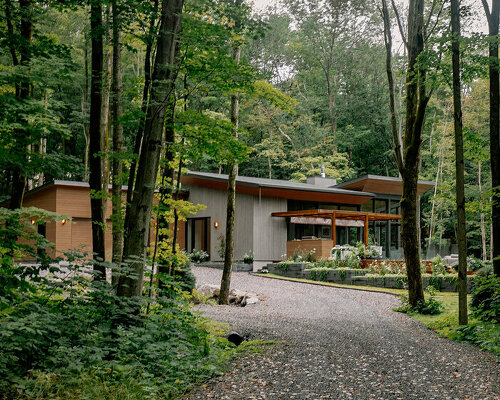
[271,209,401,221]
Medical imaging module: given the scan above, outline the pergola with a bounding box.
[271,209,401,246]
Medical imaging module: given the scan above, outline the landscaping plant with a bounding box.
[0,209,236,399]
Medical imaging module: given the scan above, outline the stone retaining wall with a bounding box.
[194,262,253,272]
[265,263,473,293]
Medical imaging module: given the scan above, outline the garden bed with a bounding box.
[264,262,474,293]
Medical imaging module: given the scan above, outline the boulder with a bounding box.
[241,294,260,306]
[196,284,220,297]
[228,288,246,304]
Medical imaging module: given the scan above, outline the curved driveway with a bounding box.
[187,267,499,400]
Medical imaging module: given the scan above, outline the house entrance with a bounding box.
[185,217,210,255]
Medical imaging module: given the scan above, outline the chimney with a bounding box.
[306,174,337,188]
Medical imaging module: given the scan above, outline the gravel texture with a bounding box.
[185,267,499,400]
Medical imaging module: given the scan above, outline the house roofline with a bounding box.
[184,171,375,197]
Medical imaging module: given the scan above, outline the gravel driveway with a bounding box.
[185,267,499,400]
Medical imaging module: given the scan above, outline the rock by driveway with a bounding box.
[185,267,499,400]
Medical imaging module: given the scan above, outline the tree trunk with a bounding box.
[124,0,158,238]
[451,0,467,325]
[117,0,183,297]
[83,33,90,181]
[89,0,106,276]
[482,0,500,276]
[401,0,429,306]
[101,5,112,219]
[8,0,33,209]
[219,44,241,305]
[111,0,124,268]
[479,162,487,261]
[381,0,403,172]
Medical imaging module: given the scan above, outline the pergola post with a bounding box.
[331,212,336,246]
[364,214,369,246]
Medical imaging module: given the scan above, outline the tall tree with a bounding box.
[219,42,241,305]
[117,0,184,297]
[383,0,441,306]
[89,0,106,276]
[451,0,467,324]
[481,0,500,276]
[111,0,124,266]
[7,0,33,209]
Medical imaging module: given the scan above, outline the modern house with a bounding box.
[181,171,434,269]
[20,172,434,268]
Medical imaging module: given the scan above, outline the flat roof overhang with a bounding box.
[181,175,374,205]
[335,175,434,196]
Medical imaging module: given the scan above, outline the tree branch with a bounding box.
[391,0,408,49]
[382,0,403,174]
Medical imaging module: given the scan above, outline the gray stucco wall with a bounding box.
[184,185,254,262]
[252,196,287,262]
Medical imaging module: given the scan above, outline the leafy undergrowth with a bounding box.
[0,265,274,400]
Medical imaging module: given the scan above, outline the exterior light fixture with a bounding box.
[61,218,67,225]
[214,220,219,229]
[31,219,36,225]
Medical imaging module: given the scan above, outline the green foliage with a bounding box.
[470,274,500,324]
[428,276,442,291]
[0,209,236,399]
[339,268,346,282]
[450,323,500,356]
[395,286,443,315]
[308,267,329,282]
[431,255,447,274]
[189,249,210,263]
[243,250,254,263]
[216,234,226,259]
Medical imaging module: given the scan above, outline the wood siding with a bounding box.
[185,185,254,262]
[287,239,334,260]
[253,196,287,262]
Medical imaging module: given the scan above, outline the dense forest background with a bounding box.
[0,0,494,260]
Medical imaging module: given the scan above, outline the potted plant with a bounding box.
[243,250,254,264]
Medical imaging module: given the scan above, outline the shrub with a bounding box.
[188,249,209,263]
[470,274,500,324]
[395,286,443,315]
[217,234,226,259]
[0,208,234,399]
[467,257,489,271]
[450,323,500,356]
[243,251,254,263]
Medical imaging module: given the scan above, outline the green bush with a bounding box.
[188,249,209,263]
[0,208,233,399]
[395,286,443,315]
[470,274,500,324]
[450,323,500,356]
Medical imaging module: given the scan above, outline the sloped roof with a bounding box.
[184,171,374,197]
[335,174,435,196]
